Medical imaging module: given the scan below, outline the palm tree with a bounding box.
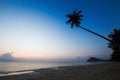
[66,10,111,42]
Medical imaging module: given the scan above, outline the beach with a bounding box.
[0,62,120,80]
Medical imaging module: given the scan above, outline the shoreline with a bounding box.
[0,62,103,77]
[0,62,120,80]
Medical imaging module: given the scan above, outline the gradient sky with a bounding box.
[0,0,120,59]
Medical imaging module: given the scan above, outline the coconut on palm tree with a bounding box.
[66,10,111,42]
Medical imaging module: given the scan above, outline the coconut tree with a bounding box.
[66,10,111,42]
[66,10,120,61]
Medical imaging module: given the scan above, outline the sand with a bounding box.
[0,62,120,80]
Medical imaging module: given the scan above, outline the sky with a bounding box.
[0,0,120,59]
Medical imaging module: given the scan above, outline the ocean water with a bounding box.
[0,61,89,76]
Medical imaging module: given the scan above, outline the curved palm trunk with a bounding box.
[79,26,111,42]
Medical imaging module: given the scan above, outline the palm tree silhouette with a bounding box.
[66,10,111,42]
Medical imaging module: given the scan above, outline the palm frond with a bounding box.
[66,10,83,28]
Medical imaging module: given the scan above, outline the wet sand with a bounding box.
[0,62,120,80]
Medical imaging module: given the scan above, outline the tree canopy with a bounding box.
[108,29,120,61]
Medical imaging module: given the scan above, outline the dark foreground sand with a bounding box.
[0,62,120,80]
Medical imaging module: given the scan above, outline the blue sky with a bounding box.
[0,0,120,59]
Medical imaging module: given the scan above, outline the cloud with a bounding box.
[0,52,14,61]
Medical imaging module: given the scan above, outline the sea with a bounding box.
[0,61,90,77]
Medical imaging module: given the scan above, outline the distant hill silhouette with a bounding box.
[87,57,104,62]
